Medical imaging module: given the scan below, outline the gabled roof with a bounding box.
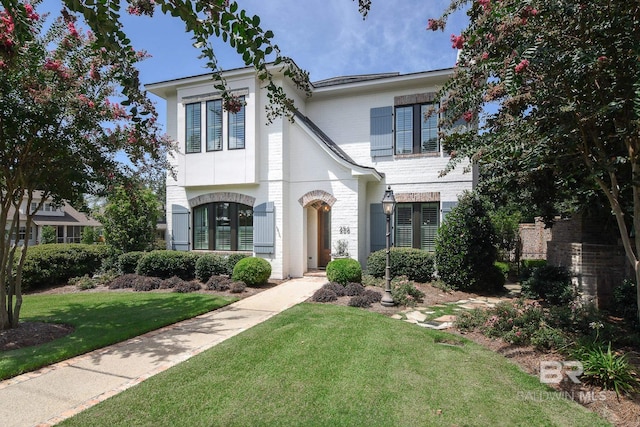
[312,73,400,88]
[292,110,383,181]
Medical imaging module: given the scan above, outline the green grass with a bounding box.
[0,292,235,380]
[61,303,609,427]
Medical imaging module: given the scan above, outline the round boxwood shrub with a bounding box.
[117,251,146,274]
[434,191,503,292]
[225,253,250,276]
[232,257,272,287]
[326,258,362,285]
[136,250,200,280]
[195,253,227,282]
[366,247,434,283]
[521,265,574,305]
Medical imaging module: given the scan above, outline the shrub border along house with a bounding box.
[366,247,434,283]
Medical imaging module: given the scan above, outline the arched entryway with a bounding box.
[299,190,336,270]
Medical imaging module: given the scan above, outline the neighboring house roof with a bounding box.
[292,110,383,181]
[31,211,101,227]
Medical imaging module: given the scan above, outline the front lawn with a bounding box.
[0,292,235,380]
[60,303,609,426]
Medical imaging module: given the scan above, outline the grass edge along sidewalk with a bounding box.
[61,303,609,427]
[0,292,236,380]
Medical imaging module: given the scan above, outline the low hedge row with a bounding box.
[366,247,434,283]
[19,244,110,291]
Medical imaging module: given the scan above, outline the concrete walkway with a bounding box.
[0,275,327,427]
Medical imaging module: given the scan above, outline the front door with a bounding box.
[317,203,331,268]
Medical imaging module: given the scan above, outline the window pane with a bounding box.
[421,104,439,152]
[420,203,439,252]
[215,203,231,250]
[238,206,253,251]
[206,100,222,151]
[193,205,209,250]
[186,103,201,153]
[395,205,413,247]
[395,106,413,154]
[228,96,245,150]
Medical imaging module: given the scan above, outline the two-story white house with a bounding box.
[147,64,475,280]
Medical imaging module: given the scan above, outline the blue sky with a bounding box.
[40,1,469,129]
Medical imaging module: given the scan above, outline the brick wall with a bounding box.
[547,242,626,308]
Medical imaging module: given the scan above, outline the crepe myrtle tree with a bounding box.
[428,0,640,322]
[0,3,173,329]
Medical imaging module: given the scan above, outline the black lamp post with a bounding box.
[381,186,396,307]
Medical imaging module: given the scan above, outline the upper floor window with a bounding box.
[186,96,246,153]
[394,103,438,155]
[206,99,223,151]
[185,102,201,153]
[228,95,245,150]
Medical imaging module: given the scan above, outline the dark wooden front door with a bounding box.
[317,204,331,268]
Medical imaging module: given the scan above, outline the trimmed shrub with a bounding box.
[134,276,163,292]
[312,288,338,302]
[108,274,140,289]
[530,326,567,351]
[225,253,250,276]
[323,282,347,297]
[229,281,246,293]
[19,244,110,291]
[326,258,362,285]
[136,250,200,280]
[520,259,547,281]
[232,257,271,287]
[206,275,233,291]
[173,281,202,293]
[521,265,573,305]
[117,251,146,274]
[362,289,382,304]
[344,282,365,296]
[366,247,435,283]
[162,276,185,289]
[434,191,503,292]
[348,295,372,308]
[195,253,227,282]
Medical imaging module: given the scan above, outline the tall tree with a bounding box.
[429,1,640,321]
[0,3,171,329]
[98,184,159,253]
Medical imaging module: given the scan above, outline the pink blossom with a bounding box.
[514,59,530,73]
[0,60,5,68]
[24,3,39,21]
[463,110,474,122]
[450,34,465,49]
[67,21,79,38]
[597,56,608,62]
[44,58,61,71]
[427,18,444,31]
[478,0,491,11]
[481,52,489,60]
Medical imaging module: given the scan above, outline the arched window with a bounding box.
[193,202,253,251]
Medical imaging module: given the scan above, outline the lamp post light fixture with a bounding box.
[381,186,396,307]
